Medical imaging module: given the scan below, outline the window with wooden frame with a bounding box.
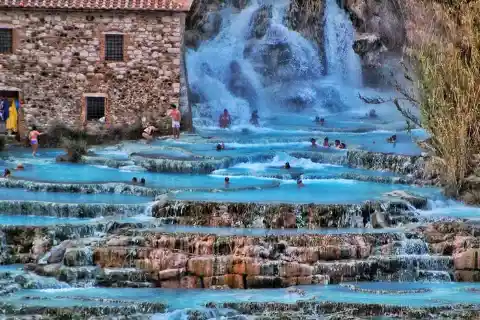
[104,33,124,61]
[86,96,105,120]
[0,28,13,54]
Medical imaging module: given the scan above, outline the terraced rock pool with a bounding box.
[4,282,480,309]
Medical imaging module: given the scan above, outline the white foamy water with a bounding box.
[232,153,342,171]
[324,0,362,86]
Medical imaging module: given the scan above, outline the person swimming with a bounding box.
[140,178,146,186]
[216,142,225,151]
[297,178,304,188]
[367,109,378,119]
[16,163,24,170]
[387,134,397,143]
[314,116,325,126]
[339,142,346,149]
[334,140,341,148]
[3,169,11,178]
[224,177,230,186]
[284,162,291,169]
[132,177,138,184]
[323,137,329,147]
[310,138,317,148]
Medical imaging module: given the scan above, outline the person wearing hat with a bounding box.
[168,104,181,139]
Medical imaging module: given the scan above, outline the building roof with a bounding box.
[0,0,192,11]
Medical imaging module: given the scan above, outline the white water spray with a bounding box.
[323,0,363,86]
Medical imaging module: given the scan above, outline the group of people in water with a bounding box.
[131,177,146,186]
[310,137,347,149]
[3,163,25,178]
[219,109,260,128]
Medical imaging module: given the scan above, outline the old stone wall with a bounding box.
[0,9,186,133]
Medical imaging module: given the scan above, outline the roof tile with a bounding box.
[0,0,191,11]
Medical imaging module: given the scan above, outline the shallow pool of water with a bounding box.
[172,180,440,204]
[0,188,152,204]
[7,163,280,190]
[5,282,480,309]
[0,215,93,226]
[214,161,398,180]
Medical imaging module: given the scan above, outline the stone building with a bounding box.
[0,0,192,136]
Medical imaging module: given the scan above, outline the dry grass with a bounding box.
[412,0,480,197]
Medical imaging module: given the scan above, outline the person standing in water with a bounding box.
[219,109,231,128]
[250,110,259,126]
[168,104,181,139]
[28,126,44,157]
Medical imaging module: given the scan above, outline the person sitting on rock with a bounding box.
[387,134,397,144]
[140,178,146,186]
[132,177,138,185]
[323,137,330,147]
[3,168,11,178]
[250,110,259,126]
[224,176,230,187]
[310,138,317,148]
[284,162,291,170]
[219,109,231,128]
[142,123,158,143]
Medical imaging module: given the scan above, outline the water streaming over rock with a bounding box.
[187,0,361,126]
[373,233,453,282]
[323,0,363,86]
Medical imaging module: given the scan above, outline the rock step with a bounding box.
[0,201,147,218]
[154,200,423,229]
[372,255,453,271]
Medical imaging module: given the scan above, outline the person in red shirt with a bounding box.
[219,109,231,128]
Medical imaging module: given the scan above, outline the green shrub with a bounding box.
[60,137,88,163]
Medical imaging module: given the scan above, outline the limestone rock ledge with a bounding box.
[154,200,425,229]
[3,221,455,289]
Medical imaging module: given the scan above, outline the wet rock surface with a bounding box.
[0,217,459,289]
[153,200,429,229]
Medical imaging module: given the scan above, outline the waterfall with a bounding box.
[373,234,453,282]
[323,0,362,86]
[187,0,350,126]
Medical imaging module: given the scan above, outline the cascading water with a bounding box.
[186,0,361,127]
[323,0,363,86]
[373,234,453,282]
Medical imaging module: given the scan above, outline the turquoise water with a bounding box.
[0,188,152,204]
[4,282,480,309]
[0,215,93,226]
[7,163,280,190]
[190,127,425,156]
[213,162,398,179]
[172,179,440,204]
